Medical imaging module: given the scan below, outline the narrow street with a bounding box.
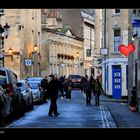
[5,90,117,128]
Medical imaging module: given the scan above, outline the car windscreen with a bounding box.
[71,75,81,79]
[0,71,7,89]
[27,77,43,81]
[29,82,39,89]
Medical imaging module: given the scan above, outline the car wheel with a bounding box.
[29,98,34,110]
[19,98,26,117]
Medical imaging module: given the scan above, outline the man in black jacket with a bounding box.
[48,74,61,117]
[41,76,49,101]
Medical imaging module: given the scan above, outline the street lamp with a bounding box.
[8,47,12,54]
[0,24,4,36]
[76,52,79,58]
[0,23,10,38]
[0,22,10,67]
[3,22,10,38]
[34,44,38,53]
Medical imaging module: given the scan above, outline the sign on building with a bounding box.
[132,18,140,27]
[100,48,108,55]
[86,49,91,57]
[25,59,32,66]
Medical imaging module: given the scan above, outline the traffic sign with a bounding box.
[25,59,32,66]
[132,18,140,27]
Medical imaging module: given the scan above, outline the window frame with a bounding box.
[113,28,121,52]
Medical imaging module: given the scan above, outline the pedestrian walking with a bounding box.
[47,74,62,117]
[41,76,49,102]
[63,77,73,100]
[59,75,65,99]
[80,76,86,94]
[90,78,96,99]
[94,79,103,106]
[83,78,93,106]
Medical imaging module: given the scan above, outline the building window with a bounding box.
[100,9,102,20]
[86,49,91,57]
[0,9,4,16]
[115,9,120,14]
[114,28,121,52]
[112,9,120,16]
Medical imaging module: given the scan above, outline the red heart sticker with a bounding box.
[118,42,135,56]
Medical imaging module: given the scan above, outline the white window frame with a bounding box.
[112,9,121,16]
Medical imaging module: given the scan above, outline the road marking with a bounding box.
[100,105,105,128]
[101,105,110,128]
[100,105,110,128]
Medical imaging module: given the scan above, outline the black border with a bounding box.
[0,128,140,136]
[0,0,140,8]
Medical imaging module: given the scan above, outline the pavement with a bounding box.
[100,94,140,128]
[100,94,128,103]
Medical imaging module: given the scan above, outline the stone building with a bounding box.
[58,9,97,77]
[102,9,129,99]
[2,9,41,79]
[41,9,84,78]
[0,9,10,68]
[94,9,103,80]
[128,9,140,112]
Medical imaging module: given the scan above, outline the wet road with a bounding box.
[5,90,117,128]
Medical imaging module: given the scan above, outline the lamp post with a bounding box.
[3,23,10,38]
[0,22,10,67]
[8,46,12,54]
[34,43,38,53]
[76,52,79,58]
[75,52,79,74]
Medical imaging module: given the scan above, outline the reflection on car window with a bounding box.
[19,83,25,91]
[70,75,81,79]
[29,83,39,89]
[0,76,7,89]
[0,71,6,76]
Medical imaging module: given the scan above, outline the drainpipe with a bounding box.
[104,9,107,95]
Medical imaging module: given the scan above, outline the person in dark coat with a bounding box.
[59,75,65,99]
[47,74,61,117]
[94,79,103,106]
[80,76,86,94]
[63,77,73,100]
[41,76,49,101]
[83,78,93,106]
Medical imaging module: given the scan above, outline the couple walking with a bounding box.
[83,77,103,106]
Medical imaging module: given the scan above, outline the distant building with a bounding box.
[58,9,98,77]
[41,9,84,77]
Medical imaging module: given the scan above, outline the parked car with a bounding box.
[28,81,44,104]
[18,80,34,111]
[27,77,46,102]
[0,67,26,120]
[0,85,10,126]
[68,74,82,88]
